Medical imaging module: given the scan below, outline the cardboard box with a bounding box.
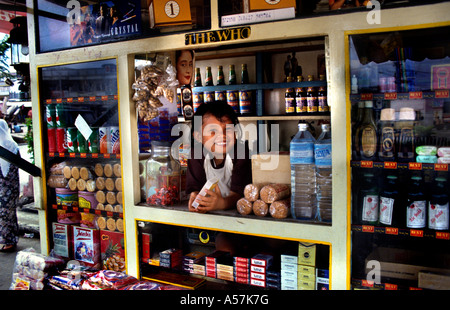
[100,230,125,272]
[245,0,296,12]
[298,242,316,266]
[73,226,101,268]
[251,152,291,185]
[148,0,192,28]
[418,271,450,290]
[52,222,73,259]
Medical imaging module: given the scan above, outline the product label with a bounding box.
[380,127,395,152]
[239,90,251,114]
[307,97,317,113]
[407,200,426,228]
[285,97,295,113]
[314,143,332,167]
[290,142,314,164]
[362,195,379,222]
[296,97,307,113]
[428,202,449,230]
[379,196,394,225]
[318,96,327,112]
[361,127,377,157]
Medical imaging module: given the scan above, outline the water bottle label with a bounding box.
[428,202,449,230]
[379,196,394,225]
[407,200,426,228]
[314,144,332,167]
[290,142,314,164]
[362,195,379,222]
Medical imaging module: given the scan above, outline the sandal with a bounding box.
[0,244,16,252]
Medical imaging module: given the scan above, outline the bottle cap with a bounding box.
[380,108,395,121]
[364,101,373,108]
[298,123,308,130]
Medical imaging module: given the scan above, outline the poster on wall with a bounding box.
[37,0,142,52]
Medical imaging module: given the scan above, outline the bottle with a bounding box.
[351,74,358,94]
[315,124,332,222]
[193,67,203,113]
[295,76,307,114]
[428,177,449,231]
[358,173,379,225]
[239,64,252,115]
[226,64,239,114]
[378,108,396,161]
[204,66,214,103]
[215,65,226,102]
[406,176,427,229]
[379,174,402,227]
[306,75,318,113]
[397,107,415,163]
[285,76,295,115]
[317,74,328,113]
[352,101,365,160]
[354,101,378,161]
[145,141,181,206]
[290,123,316,220]
[181,84,194,120]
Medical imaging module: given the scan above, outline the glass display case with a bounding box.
[39,58,124,270]
[349,26,450,290]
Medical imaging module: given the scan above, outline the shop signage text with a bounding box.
[185,26,251,45]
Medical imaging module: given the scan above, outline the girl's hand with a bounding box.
[194,186,227,213]
[188,191,199,212]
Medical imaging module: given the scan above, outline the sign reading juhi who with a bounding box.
[185,26,251,45]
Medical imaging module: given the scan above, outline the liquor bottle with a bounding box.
[295,76,307,114]
[193,67,203,113]
[181,84,194,120]
[239,64,252,115]
[397,107,415,163]
[358,173,379,225]
[226,64,239,114]
[306,75,318,113]
[215,65,226,102]
[205,66,213,86]
[379,174,402,228]
[285,76,295,115]
[354,101,378,161]
[378,108,396,161]
[352,101,365,160]
[428,177,449,231]
[406,175,427,229]
[317,74,328,113]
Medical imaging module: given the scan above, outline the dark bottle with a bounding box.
[378,108,396,162]
[226,64,239,114]
[295,75,307,114]
[285,76,295,115]
[397,107,415,163]
[193,67,203,113]
[354,101,378,161]
[354,173,379,225]
[317,74,328,113]
[215,65,226,101]
[352,101,365,161]
[228,64,237,85]
[406,176,427,229]
[181,84,194,120]
[306,75,318,113]
[379,174,402,228]
[239,64,252,115]
[428,177,449,231]
[205,66,213,86]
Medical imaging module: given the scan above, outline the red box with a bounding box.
[73,226,101,268]
[52,222,73,258]
[142,233,151,260]
[100,230,126,272]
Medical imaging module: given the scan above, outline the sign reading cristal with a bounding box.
[185,26,251,45]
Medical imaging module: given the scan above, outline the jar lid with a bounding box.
[399,107,415,120]
[151,140,171,148]
[380,108,395,121]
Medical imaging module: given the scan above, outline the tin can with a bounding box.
[55,104,67,128]
[89,127,99,153]
[204,91,214,103]
[46,105,56,128]
[67,127,78,153]
[56,128,67,153]
[226,90,239,114]
[48,128,56,152]
[193,91,203,113]
[99,126,109,154]
[215,90,226,102]
[110,126,120,154]
[77,130,88,153]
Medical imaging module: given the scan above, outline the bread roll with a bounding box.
[269,199,290,219]
[95,177,106,191]
[113,163,121,177]
[244,184,262,202]
[94,163,104,177]
[260,184,290,203]
[236,198,253,215]
[253,199,269,217]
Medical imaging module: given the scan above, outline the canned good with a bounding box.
[67,127,78,153]
[215,91,226,102]
[89,127,99,153]
[77,130,88,153]
[226,90,239,114]
[99,126,110,154]
[56,128,67,153]
[48,128,56,152]
[55,104,67,128]
[204,91,214,103]
[193,91,203,113]
[46,105,56,128]
[110,126,120,154]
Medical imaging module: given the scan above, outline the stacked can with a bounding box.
[66,127,78,153]
[99,127,110,154]
[89,127,100,153]
[110,126,120,154]
[55,104,67,153]
[46,104,57,152]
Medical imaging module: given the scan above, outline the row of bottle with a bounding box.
[290,123,332,222]
[353,172,449,231]
[352,101,449,162]
[285,75,329,115]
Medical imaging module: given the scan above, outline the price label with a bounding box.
[150,0,192,28]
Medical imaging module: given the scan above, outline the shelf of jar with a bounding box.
[51,204,123,219]
[193,80,326,93]
[43,95,118,104]
[351,224,450,240]
[350,160,448,172]
[178,113,330,122]
[47,152,120,159]
[349,89,449,101]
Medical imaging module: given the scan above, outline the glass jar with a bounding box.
[145,141,181,206]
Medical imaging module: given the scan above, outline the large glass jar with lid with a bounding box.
[145,141,181,206]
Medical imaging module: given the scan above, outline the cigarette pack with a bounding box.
[251,254,273,268]
[142,233,151,260]
[298,242,316,266]
[52,222,73,259]
[192,178,219,209]
[73,226,101,268]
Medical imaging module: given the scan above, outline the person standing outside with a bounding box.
[0,119,20,252]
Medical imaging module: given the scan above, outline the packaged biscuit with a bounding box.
[192,178,219,209]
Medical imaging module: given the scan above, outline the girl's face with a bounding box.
[195,114,236,158]
[176,50,193,86]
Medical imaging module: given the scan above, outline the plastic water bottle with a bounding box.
[314,124,332,222]
[290,123,316,220]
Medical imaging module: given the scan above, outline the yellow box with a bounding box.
[298,271,315,282]
[248,0,296,12]
[251,152,291,185]
[297,279,315,290]
[298,242,316,266]
[298,265,315,275]
[149,0,192,28]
